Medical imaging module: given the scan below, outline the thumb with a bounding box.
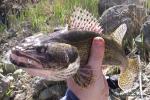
[88,37,105,68]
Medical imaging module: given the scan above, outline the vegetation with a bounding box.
[18,0,99,32]
[18,0,53,31]
[0,0,99,32]
[0,0,150,32]
[0,25,6,32]
[52,0,99,23]
[148,0,150,8]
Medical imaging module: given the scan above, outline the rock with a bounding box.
[0,63,4,73]
[7,76,14,81]
[100,4,147,49]
[140,16,150,50]
[6,71,34,100]
[31,77,66,98]
[2,64,16,74]
[145,63,150,74]
[0,68,3,73]
[3,96,11,100]
[14,92,26,100]
[0,15,6,24]
[31,77,54,96]
[5,28,17,39]
[0,28,17,45]
[31,0,40,4]
[135,16,150,62]
[100,4,147,36]
[98,0,146,15]
[0,76,10,99]
[13,69,25,78]
[20,21,33,35]
[53,24,68,32]
[0,57,16,74]
[0,0,41,30]
[39,84,66,100]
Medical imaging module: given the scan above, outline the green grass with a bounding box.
[148,0,150,8]
[144,0,150,8]
[0,0,99,33]
[18,0,53,31]
[1,0,150,33]
[15,0,99,32]
[18,0,150,33]
[0,25,6,32]
[52,0,99,24]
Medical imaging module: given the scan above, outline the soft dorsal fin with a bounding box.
[69,7,103,34]
[111,24,127,46]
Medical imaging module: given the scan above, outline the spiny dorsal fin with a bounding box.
[69,7,103,34]
[111,24,127,46]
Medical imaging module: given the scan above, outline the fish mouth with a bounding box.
[10,49,48,69]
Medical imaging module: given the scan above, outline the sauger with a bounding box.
[9,7,139,91]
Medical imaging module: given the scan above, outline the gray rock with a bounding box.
[0,15,6,24]
[3,96,11,100]
[135,16,150,62]
[100,4,147,47]
[31,77,66,98]
[0,63,4,73]
[54,25,68,32]
[31,77,55,96]
[2,64,16,74]
[39,85,66,100]
[13,69,25,78]
[141,16,150,50]
[21,21,33,35]
[145,63,150,75]
[14,92,26,100]
[98,0,146,15]
[100,4,147,35]
[0,76,10,99]
[5,28,17,39]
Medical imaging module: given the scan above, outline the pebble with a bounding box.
[39,85,66,100]
[0,76,10,99]
[14,92,26,100]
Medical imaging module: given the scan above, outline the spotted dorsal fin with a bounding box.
[111,24,127,46]
[69,7,103,34]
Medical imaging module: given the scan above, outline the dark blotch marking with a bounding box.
[73,65,93,87]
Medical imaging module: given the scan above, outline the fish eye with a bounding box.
[41,48,46,53]
[36,46,47,53]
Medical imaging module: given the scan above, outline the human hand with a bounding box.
[67,37,109,100]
